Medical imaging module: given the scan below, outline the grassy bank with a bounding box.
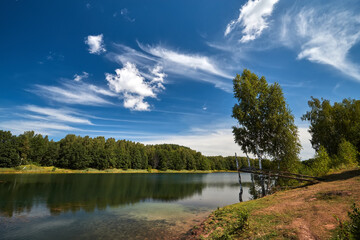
[0,165,235,174]
[188,168,360,239]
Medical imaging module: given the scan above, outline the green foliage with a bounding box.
[333,203,360,240]
[207,208,249,239]
[302,98,360,162]
[348,203,360,238]
[336,139,358,167]
[0,130,20,167]
[232,69,300,171]
[0,129,241,171]
[311,146,331,176]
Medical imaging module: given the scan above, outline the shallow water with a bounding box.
[0,173,255,239]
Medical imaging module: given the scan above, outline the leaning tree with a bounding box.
[232,69,301,171]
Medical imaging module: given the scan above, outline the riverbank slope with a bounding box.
[188,168,360,239]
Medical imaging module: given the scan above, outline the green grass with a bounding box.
[192,168,360,240]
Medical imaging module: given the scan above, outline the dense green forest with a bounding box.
[0,130,259,171]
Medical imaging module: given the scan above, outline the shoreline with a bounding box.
[0,165,236,174]
[187,168,360,239]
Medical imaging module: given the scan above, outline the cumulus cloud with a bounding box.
[280,5,360,82]
[106,43,233,91]
[225,0,279,42]
[73,72,89,82]
[151,65,166,89]
[85,34,106,54]
[105,62,165,111]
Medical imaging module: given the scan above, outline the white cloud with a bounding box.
[85,34,106,54]
[32,82,113,106]
[298,127,315,160]
[88,84,117,97]
[24,105,92,125]
[120,8,135,22]
[105,62,165,111]
[107,43,233,91]
[143,128,241,156]
[151,65,166,89]
[0,120,77,136]
[294,8,360,81]
[141,45,232,79]
[225,0,279,42]
[123,94,150,111]
[143,125,315,160]
[74,72,89,82]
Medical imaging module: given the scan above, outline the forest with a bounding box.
[0,130,254,171]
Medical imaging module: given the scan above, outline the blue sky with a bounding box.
[1,0,360,159]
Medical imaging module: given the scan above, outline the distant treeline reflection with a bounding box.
[1,174,242,217]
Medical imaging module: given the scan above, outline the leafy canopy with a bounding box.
[232,69,300,170]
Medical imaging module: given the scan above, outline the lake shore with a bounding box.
[187,168,360,239]
[0,165,236,174]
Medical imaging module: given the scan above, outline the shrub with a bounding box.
[311,146,330,176]
[336,140,358,167]
[333,203,360,240]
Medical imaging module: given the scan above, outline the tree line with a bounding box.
[0,130,257,171]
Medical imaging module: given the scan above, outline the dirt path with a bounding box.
[188,169,360,239]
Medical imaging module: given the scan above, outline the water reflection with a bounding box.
[0,173,278,218]
[0,173,279,240]
[246,173,277,200]
[0,174,209,217]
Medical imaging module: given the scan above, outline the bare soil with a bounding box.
[187,168,360,239]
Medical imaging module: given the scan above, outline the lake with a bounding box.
[0,172,257,239]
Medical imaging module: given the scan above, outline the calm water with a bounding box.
[0,173,256,239]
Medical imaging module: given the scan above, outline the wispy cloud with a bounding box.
[0,120,78,136]
[31,81,113,106]
[85,34,106,54]
[73,72,89,82]
[140,44,232,79]
[23,105,92,125]
[105,62,165,111]
[225,0,279,42]
[280,4,360,82]
[120,8,135,22]
[106,42,233,91]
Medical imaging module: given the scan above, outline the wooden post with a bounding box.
[235,153,243,202]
